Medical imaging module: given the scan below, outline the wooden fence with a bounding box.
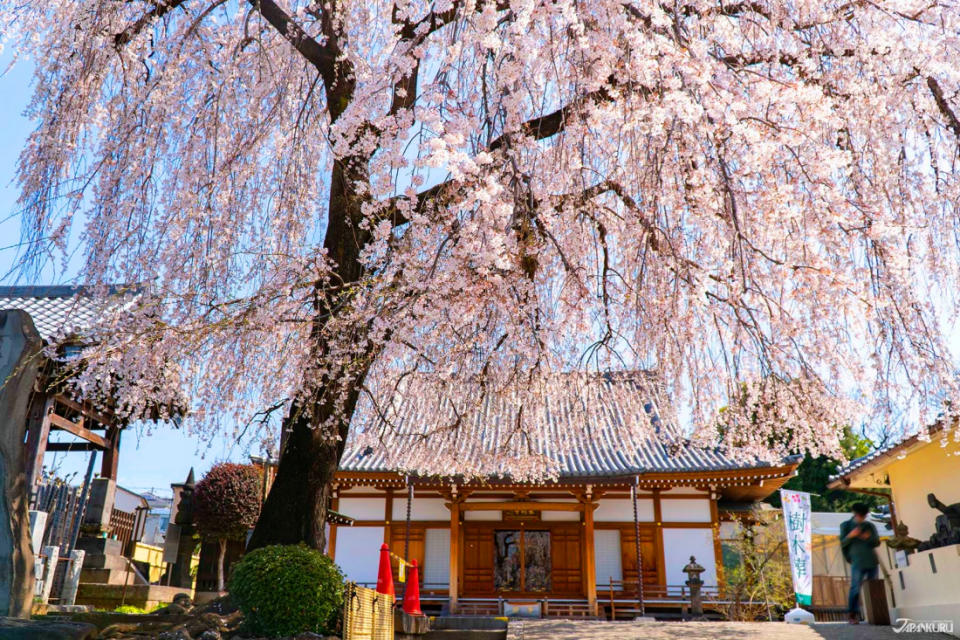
[343,583,394,640]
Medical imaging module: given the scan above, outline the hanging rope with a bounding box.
[631,481,645,616]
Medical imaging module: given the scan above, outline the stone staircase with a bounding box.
[73,538,188,610]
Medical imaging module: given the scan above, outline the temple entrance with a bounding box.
[462,522,583,597]
[494,529,551,592]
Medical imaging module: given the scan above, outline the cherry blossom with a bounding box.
[3,0,959,547]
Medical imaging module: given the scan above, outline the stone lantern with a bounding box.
[682,556,706,620]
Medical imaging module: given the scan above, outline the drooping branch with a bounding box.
[115,0,188,47]
[927,77,960,142]
[389,0,511,115]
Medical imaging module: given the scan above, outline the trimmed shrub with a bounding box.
[229,544,345,637]
[194,463,262,591]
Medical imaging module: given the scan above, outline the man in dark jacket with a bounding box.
[840,502,880,624]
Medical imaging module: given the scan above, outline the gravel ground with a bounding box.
[506,620,953,640]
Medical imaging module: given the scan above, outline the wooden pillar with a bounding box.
[653,488,665,586]
[329,493,339,559]
[583,500,598,616]
[384,489,394,545]
[710,491,724,595]
[448,498,460,614]
[631,482,645,616]
[100,425,121,480]
[24,396,54,490]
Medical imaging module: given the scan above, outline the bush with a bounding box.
[229,544,345,637]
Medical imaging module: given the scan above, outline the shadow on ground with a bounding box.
[509,620,952,640]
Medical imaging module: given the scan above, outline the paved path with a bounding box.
[507,620,953,640]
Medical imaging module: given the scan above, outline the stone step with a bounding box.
[79,567,146,586]
[81,553,128,571]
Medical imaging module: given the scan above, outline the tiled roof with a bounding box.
[828,418,953,485]
[340,372,789,478]
[0,285,134,342]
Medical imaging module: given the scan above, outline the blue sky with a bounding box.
[0,52,256,496]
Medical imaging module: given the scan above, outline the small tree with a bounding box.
[723,513,795,621]
[194,463,262,592]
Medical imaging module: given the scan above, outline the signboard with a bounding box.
[780,489,812,606]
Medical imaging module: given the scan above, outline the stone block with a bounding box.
[81,552,128,571]
[75,537,122,556]
[28,511,47,554]
[82,479,116,534]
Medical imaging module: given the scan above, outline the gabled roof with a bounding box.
[828,417,955,489]
[0,285,136,342]
[340,371,796,480]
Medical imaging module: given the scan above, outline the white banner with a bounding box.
[781,489,812,606]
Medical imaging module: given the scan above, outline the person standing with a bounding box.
[839,502,880,624]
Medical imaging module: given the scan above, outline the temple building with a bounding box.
[329,373,800,617]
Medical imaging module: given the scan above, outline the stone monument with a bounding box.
[0,310,44,618]
[168,468,198,588]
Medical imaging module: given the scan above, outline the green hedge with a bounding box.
[229,544,345,637]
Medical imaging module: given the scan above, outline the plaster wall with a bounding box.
[660,499,711,522]
[662,528,717,586]
[335,526,385,585]
[888,544,960,638]
[392,497,449,521]
[593,498,654,522]
[886,440,960,540]
[338,497,387,521]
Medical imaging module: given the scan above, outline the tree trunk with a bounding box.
[247,158,373,552]
[217,538,227,593]
[246,407,345,551]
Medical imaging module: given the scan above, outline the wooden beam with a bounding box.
[583,501,598,616]
[48,412,111,449]
[448,499,460,614]
[45,442,101,452]
[51,393,115,427]
[24,396,55,490]
[456,501,583,512]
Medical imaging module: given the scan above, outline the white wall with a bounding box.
[594,529,623,585]
[423,528,451,588]
[594,498,654,522]
[660,499,712,523]
[464,511,501,521]
[541,511,580,521]
[662,528,717,586]
[338,497,386,521]
[889,544,960,638]
[392,497,449,521]
[335,526,385,585]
